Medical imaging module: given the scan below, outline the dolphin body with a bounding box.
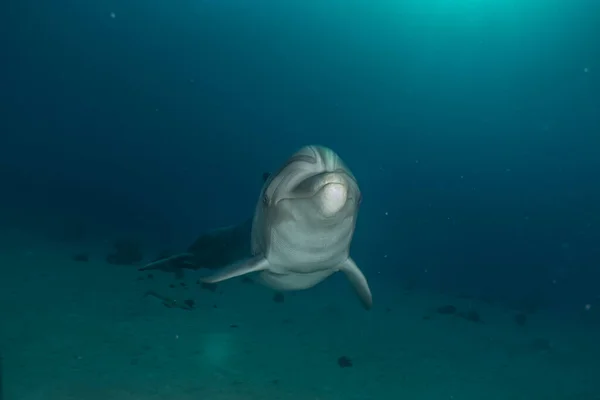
[201,145,373,309]
[138,220,252,278]
[138,177,271,277]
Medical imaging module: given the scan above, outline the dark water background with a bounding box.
[2,0,599,315]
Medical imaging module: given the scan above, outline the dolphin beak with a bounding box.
[318,182,348,216]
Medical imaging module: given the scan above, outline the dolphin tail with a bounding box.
[200,256,269,283]
[340,257,373,310]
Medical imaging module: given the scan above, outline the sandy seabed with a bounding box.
[1,229,598,400]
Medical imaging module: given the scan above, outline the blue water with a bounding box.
[1,1,599,399]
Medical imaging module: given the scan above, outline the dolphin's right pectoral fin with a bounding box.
[340,257,373,310]
[200,256,270,284]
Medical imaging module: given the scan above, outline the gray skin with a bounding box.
[201,145,373,309]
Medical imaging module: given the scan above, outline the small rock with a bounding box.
[436,305,457,315]
[73,253,89,262]
[337,356,352,368]
[273,293,284,303]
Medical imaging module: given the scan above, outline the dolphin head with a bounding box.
[263,145,361,228]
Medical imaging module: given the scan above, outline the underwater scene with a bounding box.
[1,0,599,399]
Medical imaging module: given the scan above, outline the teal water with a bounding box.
[1,1,599,399]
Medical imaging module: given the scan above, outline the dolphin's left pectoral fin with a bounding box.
[340,258,373,310]
[138,252,195,271]
[200,256,270,284]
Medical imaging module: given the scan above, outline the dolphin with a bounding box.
[201,145,372,309]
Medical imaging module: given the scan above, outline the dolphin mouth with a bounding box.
[310,171,347,193]
[275,170,356,207]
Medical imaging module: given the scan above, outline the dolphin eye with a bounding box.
[357,194,362,205]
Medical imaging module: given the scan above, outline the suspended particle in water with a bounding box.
[110,11,116,19]
[585,304,591,311]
